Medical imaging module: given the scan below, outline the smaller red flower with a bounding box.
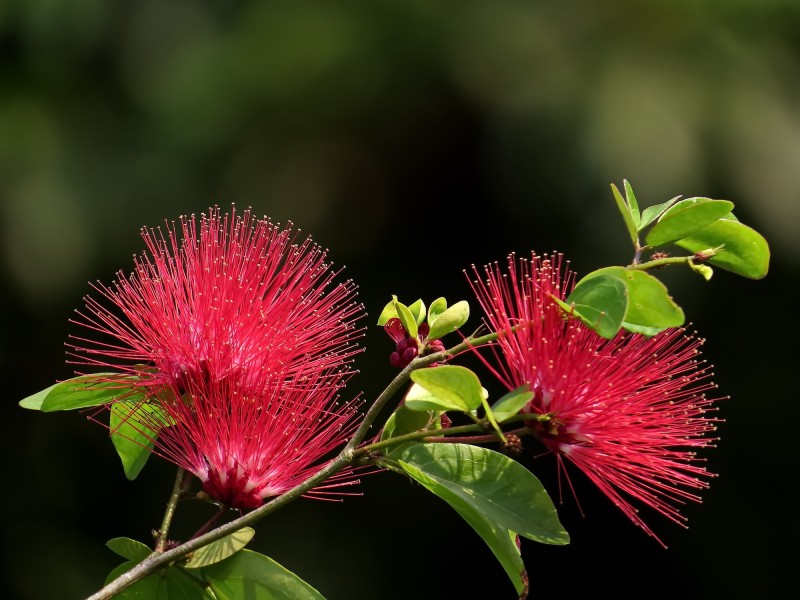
[384,318,445,368]
[468,253,721,545]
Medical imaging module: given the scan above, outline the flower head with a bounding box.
[468,253,720,544]
[70,206,365,508]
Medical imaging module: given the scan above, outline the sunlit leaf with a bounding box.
[563,274,628,339]
[611,182,638,246]
[185,528,255,569]
[393,443,568,545]
[21,374,141,412]
[407,299,426,325]
[107,537,152,562]
[103,561,167,599]
[426,300,469,341]
[645,198,734,247]
[393,296,418,339]
[427,297,448,326]
[624,179,640,228]
[202,550,326,600]
[490,386,533,423]
[376,299,398,326]
[110,401,164,480]
[638,196,681,231]
[580,267,684,332]
[409,365,484,412]
[674,218,770,279]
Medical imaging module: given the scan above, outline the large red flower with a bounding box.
[468,253,720,544]
[70,206,365,508]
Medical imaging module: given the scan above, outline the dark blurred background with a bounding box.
[2,1,798,599]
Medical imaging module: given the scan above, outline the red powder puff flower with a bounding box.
[69,206,365,508]
[468,253,721,545]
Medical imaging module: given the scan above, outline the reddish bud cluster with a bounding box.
[384,319,445,368]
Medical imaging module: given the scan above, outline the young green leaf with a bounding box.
[409,365,484,412]
[106,537,152,562]
[392,296,418,339]
[393,443,569,545]
[110,401,163,480]
[23,374,140,412]
[563,274,628,339]
[644,198,734,247]
[104,561,168,599]
[202,550,326,600]
[426,300,470,341]
[427,297,448,325]
[580,267,684,332]
[611,182,639,246]
[674,218,770,279]
[184,528,255,569]
[407,298,426,325]
[490,385,534,423]
[624,179,641,228]
[376,299,398,326]
[638,196,681,231]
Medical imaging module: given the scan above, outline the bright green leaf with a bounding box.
[393,296,418,339]
[110,401,164,480]
[563,274,628,339]
[19,382,58,410]
[490,386,534,423]
[376,299,398,326]
[409,365,484,412]
[624,179,641,228]
[645,198,734,247]
[581,267,684,332]
[393,443,569,545]
[34,374,142,412]
[674,218,770,279]
[611,183,638,246]
[185,528,255,569]
[689,260,714,281]
[427,297,448,326]
[202,550,326,600]
[426,300,469,341]
[638,196,681,231]
[107,537,152,562]
[621,322,667,336]
[380,404,436,457]
[407,299,426,325]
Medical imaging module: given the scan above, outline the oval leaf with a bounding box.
[638,195,681,231]
[393,296,418,339]
[110,401,163,480]
[674,218,770,279]
[490,385,534,423]
[202,549,326,600]
[624,179,641,227]
[107,537,152,562]
[376,299,398,326]
[581,267,684,331]
[36,374,141,412]
[394,443,569,545]
[645,198,734,247]
[185,528,255,569]
[563,274,628,339]
[407,298,426,325]
[427,300,470,341]
[104,562,168,599]
[409,365,484,412]
[427,297,448,325]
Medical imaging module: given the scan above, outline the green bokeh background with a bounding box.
[2,2,798,599]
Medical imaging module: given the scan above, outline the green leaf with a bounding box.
[638,196,681,231]
[185,528,255,569]
[427,297,448,326]
[621,323,667,336]
[29,374,141,412]
[674,218,770,279]
[376,299,398,326]
[426,300,469,341]
[490,386,534,423]
[107,537,152,562]
[611,182,638,246]
[392,296,418,339]
[164,567,209,600]
[446,502,528,596]
[645,198,734,247]
[624,180,641,228]
[110,401,164,480]
[380,404,436,457]
[104,562,168,599]
[409,365,484,412]
[202,550,326,600]
[407,299,426,325]
[562,274,628,339]
[393,443,569,545]
[580,267,684,332]
[688,260,714,281]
